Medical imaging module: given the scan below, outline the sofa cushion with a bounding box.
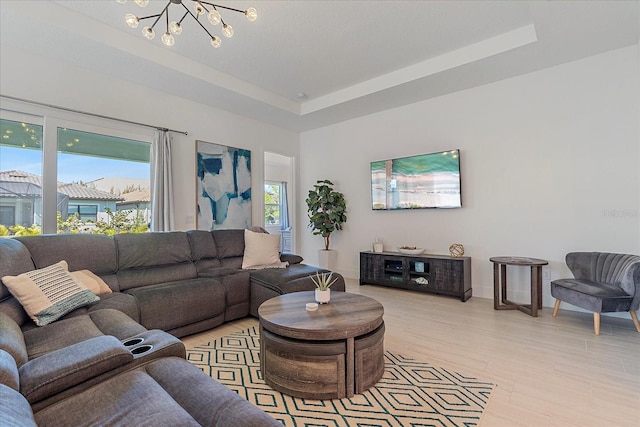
[115,232,197,291]
[15,234,118,277]
[142,358,282,426]
[85,293,139,322]
[186,230,223,273]
[116,232,193,269]
[2,261,99,326]
[23,309,146,360]
[19,336,134,404]
[0,238,36,300]
[250,264,331,291]
[186,230,218,260]
[212,229,245,258]
[551,278,632,312]
[242,229,285,269]
[197,267,241,278]
[125,279,226,332]
[34,368,203,427]
[33,357,281,427]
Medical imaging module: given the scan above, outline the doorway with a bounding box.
[263,152,294,253]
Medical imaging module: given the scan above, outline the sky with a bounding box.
[0,146,150,184]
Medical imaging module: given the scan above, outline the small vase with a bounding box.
[315,289,330,304]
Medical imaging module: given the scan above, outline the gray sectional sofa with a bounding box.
[0,229,345,426]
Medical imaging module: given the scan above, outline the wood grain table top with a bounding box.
[258,291,384,341]
[490,256,548,266]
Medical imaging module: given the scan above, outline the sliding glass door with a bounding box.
[0,114,43,235]
[1,107,152,235]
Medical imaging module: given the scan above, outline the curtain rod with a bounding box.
[0,94,188,135]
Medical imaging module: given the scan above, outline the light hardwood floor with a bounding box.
[182,279,640,427]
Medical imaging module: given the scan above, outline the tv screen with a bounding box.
[371,149,461,210]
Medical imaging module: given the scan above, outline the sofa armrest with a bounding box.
[0,384,37,427]
[280,253,303,265]
[19,335,133,403]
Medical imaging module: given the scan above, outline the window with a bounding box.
[57,127,150,233]
[67,204,98,222]
[0,206,15,227]
[264,182,282,225]
[0,116,43,234]
[1,107,152,236]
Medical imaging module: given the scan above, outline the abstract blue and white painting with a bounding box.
[196,141,251,230]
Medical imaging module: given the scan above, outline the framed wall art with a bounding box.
[196,140,251,230]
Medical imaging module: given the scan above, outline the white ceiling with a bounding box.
[0,1,638,132]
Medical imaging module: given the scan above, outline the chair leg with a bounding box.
[552,299,561,317]
[593,312,600,335]
[630,311,640,333]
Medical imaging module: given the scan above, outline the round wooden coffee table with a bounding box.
[258,291,385,399]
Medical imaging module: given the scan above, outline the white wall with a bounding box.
[0,45,300,231]
[2,42,638,312]
[299,46,640,310]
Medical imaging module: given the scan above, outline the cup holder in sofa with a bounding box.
[122,337,145,347]
[130,344,154,355]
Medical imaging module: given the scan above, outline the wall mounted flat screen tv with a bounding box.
[371,149,461,210]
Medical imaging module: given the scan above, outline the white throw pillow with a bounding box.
[242,229,287,269]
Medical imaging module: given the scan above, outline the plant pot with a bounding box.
[318,249,337,270]
[315,289,331,304]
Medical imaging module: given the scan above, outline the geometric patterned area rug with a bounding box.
[186,326,496,427]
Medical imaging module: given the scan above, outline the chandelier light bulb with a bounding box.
[125,13,139,28]
[222,23,233,38]
[245,7,257,22]
[116,1,256,47]
[207,9,221,25]
[161,32,175,46]
[142,26,155,40]
[169,21,182,35]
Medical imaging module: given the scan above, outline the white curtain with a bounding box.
[151,129,174,231]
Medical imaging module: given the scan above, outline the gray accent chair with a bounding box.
[551,252,640,335]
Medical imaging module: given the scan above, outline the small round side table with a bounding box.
[490,256,548,317]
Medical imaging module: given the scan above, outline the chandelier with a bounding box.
[116,0,257,48]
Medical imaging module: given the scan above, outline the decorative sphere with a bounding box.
[449,243,464,257]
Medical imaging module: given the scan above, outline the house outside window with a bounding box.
[0,110,151,236]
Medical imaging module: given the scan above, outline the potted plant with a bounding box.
[311,271,338,304]
[306,180,347,269]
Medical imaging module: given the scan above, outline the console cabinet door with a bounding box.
[429,259,460,293]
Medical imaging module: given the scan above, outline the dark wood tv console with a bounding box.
[359,251,472,301]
